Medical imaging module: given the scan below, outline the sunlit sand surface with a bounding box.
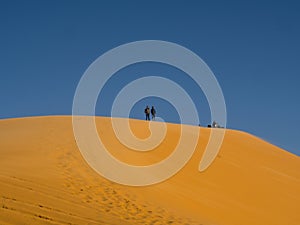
[0,116,299,225]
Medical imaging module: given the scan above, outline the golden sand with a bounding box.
[0,116,299,225]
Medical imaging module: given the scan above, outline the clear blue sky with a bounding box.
[0,1,299,155]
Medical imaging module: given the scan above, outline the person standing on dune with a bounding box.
[144,106,150,121]
[151,106,156,121]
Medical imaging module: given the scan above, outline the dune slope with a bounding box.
[0,116,299,225]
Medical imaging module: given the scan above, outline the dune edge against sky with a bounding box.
[0,116,299,225]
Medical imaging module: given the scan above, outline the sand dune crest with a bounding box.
[0,116,299,225]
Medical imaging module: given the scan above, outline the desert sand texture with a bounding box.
[0,116,299,225]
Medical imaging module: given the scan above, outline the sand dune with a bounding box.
[0,116,299,225]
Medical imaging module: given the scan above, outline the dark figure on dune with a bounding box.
[151,106,156,121]
[144,106,150,121]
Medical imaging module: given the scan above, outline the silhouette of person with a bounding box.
[212,121,220,128]
[212,121,217,128]
[151,106,156,121]
[144,106,150,121]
